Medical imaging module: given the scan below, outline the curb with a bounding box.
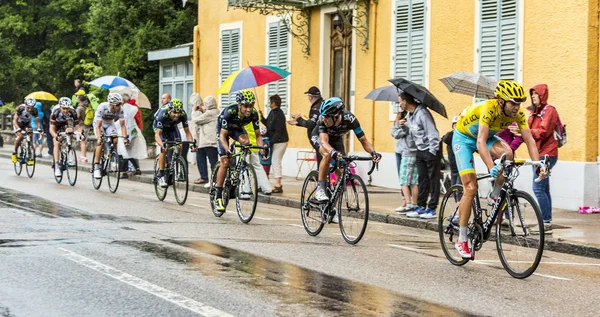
[4,152,600,259]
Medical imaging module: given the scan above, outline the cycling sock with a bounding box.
[216,187,223,199]
[491,183,501,198]
[458,226,468,242]
[317,181,328,191]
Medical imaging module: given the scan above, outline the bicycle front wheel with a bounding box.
[338,174,369,245]
[25,142,35,178]
[496,190,544,279]
[236,162,258,223]
[153,156,167,201]
[172,156,189,205]
[14,144,23,176]
[209,163,225,217]
[91,151,102,190]
[66,147,77,186]
[300,170,324,236]
[438,185,469,266]
[106,152,121,193]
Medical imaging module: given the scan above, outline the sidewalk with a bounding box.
[2,145,600,259]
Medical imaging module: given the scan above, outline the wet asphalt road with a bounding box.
[1,161,599,317]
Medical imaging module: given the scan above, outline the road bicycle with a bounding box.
[209,144,264,223]
[91,133,125,193]
[300,155,377,245]
[153,140,196,205]
[54,131,80,186]
[438,154,550,278]
[13,128,36,178]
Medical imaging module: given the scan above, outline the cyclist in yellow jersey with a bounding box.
[452,80,547,259]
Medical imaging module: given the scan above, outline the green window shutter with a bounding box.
[479,0,518,81]
[394,0,426,85]
[266,20,290,114]
[220,28,240,106]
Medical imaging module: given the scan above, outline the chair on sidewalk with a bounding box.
[296,150,317,180]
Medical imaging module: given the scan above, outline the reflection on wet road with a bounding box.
[120,240,475,317]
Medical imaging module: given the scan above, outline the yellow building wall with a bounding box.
[196,0,599,162]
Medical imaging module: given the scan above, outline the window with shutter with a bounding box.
[220,28,241,106]
[266,20,290,115]
[478,0,518,81]
[391,0,427,119]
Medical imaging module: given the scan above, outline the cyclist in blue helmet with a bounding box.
[310,97,381,220]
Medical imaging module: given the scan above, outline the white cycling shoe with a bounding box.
[314,188,329,202]
[54,167,62,177]
[93,167,102,179]
[158,176,168,188]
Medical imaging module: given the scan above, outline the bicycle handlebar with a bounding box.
[331,155,379,176]
[489,154,550,183]
[164,140,196,145]
[234,144,266,150]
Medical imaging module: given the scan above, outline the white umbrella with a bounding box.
[90,75,137,89]
[439,72,497,99]
[109,87,151,109]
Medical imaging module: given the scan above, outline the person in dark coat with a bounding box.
[260,94,289,193]
[287,86,323,166]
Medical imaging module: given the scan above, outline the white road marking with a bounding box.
[472,260,572,281]
[188,203,204,208]
[287,224,304,228]
[532,273,572,281]
[254,216,298,221]
[60,248,235,317]
[477,260,600,267]
[388,244,421,252]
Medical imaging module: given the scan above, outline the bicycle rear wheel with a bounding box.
[172,156,189,205]
[496,190,544,279]
[338,174,369,245]
[438,184,470,266]
[14,144,23,176]
[106,151,121,193]
[300,170,324,236]
[66,147,77,186]
[26,142,35,178]
[91,151,102,190]
[153,156,167,201]
[236,161,258,223]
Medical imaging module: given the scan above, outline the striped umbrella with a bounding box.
[217,65,291,94]
[439,72,497,99]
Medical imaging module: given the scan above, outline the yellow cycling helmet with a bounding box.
[236,90,256,105]
[495,80,527,103]
[170,98,184,112]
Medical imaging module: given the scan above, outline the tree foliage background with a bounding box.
[0,0,197,141]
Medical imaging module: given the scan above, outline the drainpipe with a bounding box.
[369,1,378,186]
[193,25,201,93]
[370,1,378,148]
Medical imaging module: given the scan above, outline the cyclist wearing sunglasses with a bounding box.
[213,90,266,212]
[311,97,381,203]
[452,80,547,259]
[153,98,195,187]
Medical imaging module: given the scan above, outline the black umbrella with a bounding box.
[388,77,448,118]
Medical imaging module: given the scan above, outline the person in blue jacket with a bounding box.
[31,102,45,157]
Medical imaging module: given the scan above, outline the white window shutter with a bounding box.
[220,28,240,106]
[479,0,518,81]
[266,20,290,114]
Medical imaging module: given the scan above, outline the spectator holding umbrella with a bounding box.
[259,94,289,193]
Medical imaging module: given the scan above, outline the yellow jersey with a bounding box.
[455,99,528,139]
